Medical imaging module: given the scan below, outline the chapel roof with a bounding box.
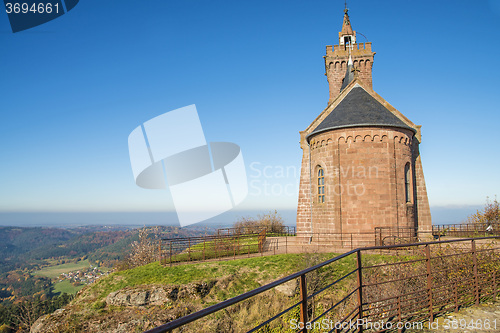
[308,86,415,140]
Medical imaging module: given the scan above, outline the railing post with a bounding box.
[494,270,497,300]
[425,244,433,322]
[215,238,218,260]
[356,250,363,333]
[472,239,479,305]
[169,242,172,267]
[258,232,261,253]
[188,238,191,262]
[397,296,402,333]
[299,274,308,333]
[203,239,206,261]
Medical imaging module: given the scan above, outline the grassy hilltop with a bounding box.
[30,252,358,332]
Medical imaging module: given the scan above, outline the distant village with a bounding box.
[58,265,109,285]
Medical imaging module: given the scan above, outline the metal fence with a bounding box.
[146,236,500,333]
[159,223,499,266]
[159,228,426,266]
[374,227,418,246]
[216,226,296,236]
[433,222,500,238]
[159,226,296,265]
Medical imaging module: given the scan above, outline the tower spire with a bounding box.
[324,6,375,103]
[339,5,355,49]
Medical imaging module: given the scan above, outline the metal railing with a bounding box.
[159,226,296,265]
[216,226,296,236]
[159,228,425,266]
[146,236,500,333]
[433,222,500,238]
[374,226,418,246]
[159,224,498,267]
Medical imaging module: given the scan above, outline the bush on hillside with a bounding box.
[233,210,285,234]
[464,197,499,225]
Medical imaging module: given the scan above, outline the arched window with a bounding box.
[317,167,325,203]
[404,163,411,203]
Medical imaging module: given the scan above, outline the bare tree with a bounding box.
[14,300,41,332]
[126,226,160,268]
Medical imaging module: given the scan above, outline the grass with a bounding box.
[81,251,394,305]
[34,259,90,279]
[84,253,336,301]
[53,280,85,295]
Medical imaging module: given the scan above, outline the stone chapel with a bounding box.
[296,8,432,245]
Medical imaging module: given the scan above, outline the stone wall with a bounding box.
[297,127,432,244]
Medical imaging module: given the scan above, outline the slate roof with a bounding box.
[308,86,415,140]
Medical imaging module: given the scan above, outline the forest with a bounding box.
[0,225,211,332]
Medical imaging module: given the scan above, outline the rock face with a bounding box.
[31,309,66,333]
[30,282,217,333]
[106,287,173,307]
[105,282,214,307]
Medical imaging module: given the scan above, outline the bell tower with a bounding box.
[324,8,376,103]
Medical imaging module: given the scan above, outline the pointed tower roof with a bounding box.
[340,9,354,37]
[337,8,357,48]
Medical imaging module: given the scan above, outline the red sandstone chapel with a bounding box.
[296,8,432,246]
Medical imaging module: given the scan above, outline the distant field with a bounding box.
[34,260,90,279]
[53,280,85,295]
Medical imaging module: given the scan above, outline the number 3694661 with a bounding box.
[5,3,60,14]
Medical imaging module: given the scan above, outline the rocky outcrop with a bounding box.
[31,281,216,333]
[105,282,214,307]
[31,309,66,333]
[29,274,305,333]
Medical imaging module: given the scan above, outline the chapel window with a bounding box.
[405,163,411,203]
[317,167,325,203]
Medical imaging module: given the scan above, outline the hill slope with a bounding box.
[31,253,356,332]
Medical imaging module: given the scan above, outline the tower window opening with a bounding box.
[317,167,325,203]
[344,36,351,50]
[404,163,411,203]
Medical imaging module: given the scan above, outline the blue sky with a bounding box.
[1,0,499,226]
